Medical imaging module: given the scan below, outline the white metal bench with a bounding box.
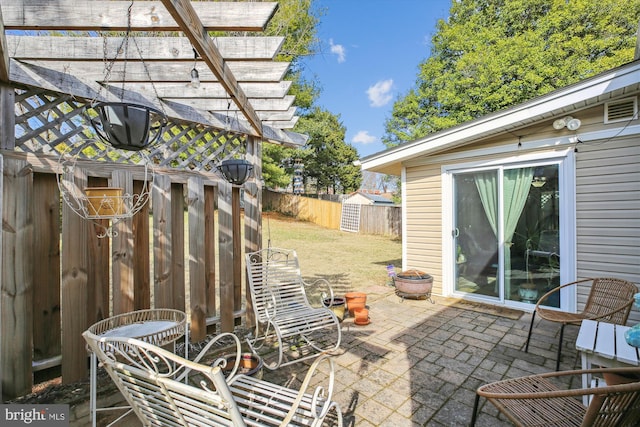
[83,330,343,427]
[245,248,342,369]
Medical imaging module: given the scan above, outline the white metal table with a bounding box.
[575,319,639,404]
[87,309,188,427]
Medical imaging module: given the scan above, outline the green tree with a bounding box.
[295,107,362,194]
[384,0,640,146]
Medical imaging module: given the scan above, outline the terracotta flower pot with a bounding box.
[221,353,263,380]
[345,292,367,316]
[353,307,370,325]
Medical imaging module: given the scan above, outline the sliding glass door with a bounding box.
[452,163,561,307]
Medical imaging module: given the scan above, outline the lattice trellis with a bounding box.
[13,86,247,172]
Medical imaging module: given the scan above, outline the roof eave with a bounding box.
[361,59,640,175]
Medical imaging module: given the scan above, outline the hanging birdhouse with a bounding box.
[87,102,167,151]
[218,159,253,186]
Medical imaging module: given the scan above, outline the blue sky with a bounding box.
[301,0,452,158]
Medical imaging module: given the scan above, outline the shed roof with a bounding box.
[360,60,640,175]
[0,0,306,146]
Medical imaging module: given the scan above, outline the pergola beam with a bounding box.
[15,60,290,83]
[5,36,284,61]
[160,0,262,136]
[1,1,278,32]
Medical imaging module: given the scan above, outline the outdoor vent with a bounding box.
[604,97,638,124]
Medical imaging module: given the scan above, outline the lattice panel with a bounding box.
[13,86,246,172]
[340,202,361,233]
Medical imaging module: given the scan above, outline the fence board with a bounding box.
[171,183,186,312]
[133,180,150,310]
[61,166,89,384]
[32,173,61,361]
[188,177,206,341]
[1,158,33,398]
[112,170,135,314]
[153,175,172,308]
[204,185,217,321]
[218,180,234,332]
[86,177,110,325]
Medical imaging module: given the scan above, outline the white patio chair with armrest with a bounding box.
[245,248,342,370]
[82,330,343,427]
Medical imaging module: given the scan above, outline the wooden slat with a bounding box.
[160,0,263,136]
[165,96,293,113]
[6,36,284,61]
[218,180,234,332]
[232,186,242,326]
[576,319,597,352]
[61,166,89,384]
[86,177,110,324]
[171,182,185,312]
[595,322,616,359]
[0,8,8,82]
[152,83,292,101]
[112,170,135,315]
[187,177,206,341]
[1,158,33,398]
[0,84,14,148]
[18,60,290,83]
[32,174,61,361]
[615,325,639,365]
[153,174,172,308]
[243,137,262,328]
[204,185,217,323]
[0,154,2,400]
[133,180,151,310]
[1,1,278,32]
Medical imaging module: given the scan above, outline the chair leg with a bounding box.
[555,323,565,371]
[525,310,536,352]
[470,394,481,427]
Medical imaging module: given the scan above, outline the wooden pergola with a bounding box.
[0,0,306,400]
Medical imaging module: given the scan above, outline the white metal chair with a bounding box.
[245,248,342,370]
[83,330,343,427]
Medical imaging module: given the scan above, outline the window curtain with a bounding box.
[474,172,498,236]
[502,168,534,296]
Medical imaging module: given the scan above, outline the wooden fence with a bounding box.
[1,152,260,399]
[263,190,401,237]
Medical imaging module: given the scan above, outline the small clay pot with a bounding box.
[323,296,346,321]
[353,307,370,325]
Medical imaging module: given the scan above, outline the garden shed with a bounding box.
[0,0,307,400]
[360,59,640,322]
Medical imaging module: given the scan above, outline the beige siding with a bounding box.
[575,135,640,323]
[405,164,444,294]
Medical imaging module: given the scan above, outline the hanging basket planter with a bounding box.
[84,187,125,217]
[217,159,254,186]
[86,102,167,151]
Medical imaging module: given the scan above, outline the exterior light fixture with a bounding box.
[553,116,581,131]
[190,68,200,88]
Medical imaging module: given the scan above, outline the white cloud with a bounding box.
[352,131,377,145]
[329,39,346,63]
[366,79,394,107]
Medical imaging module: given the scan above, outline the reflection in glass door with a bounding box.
[452,164,561,307]
[453,172,499,298]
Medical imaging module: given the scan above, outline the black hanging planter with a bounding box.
[87,102,167,151]
[217,159,254,186]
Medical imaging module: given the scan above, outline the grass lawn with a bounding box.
[260,212,402,296]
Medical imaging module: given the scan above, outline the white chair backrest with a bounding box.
[83,331,246,427]
[246,248,310,322]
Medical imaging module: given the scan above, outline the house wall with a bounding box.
[403,98,640,323]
